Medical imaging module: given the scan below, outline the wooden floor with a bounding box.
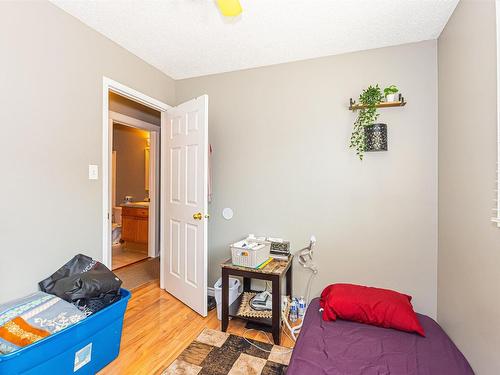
[112,243,149,270]
[99,282,295,375]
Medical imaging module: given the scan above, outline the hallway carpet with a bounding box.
[114,257,159,290]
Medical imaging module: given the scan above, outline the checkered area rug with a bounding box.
[162,328,291,375]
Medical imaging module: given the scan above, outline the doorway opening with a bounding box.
[103,79,169,290]
[110,96,160,288]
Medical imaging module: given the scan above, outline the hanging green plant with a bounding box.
[350,85,383,160]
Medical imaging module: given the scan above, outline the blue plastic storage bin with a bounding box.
[0,288,131,375]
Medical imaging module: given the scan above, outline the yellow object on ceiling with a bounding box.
[216,0,242,17]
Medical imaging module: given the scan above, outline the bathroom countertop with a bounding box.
[120,201,150,209]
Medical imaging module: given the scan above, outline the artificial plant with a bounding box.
[383,84,399,97]
[350,85,384,160]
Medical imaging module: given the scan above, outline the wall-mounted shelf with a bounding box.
[349,94,407,111]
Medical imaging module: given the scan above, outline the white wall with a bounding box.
[438,0,500,373]
[0,1,175,303]
[177,40,438,317]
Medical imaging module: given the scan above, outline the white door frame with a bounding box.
[108,111,160,259]
[102,77,171,284]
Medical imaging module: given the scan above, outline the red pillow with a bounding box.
[320,283,425,336]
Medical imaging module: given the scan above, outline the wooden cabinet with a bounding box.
[136,219,149,244]
[121,206,149,244]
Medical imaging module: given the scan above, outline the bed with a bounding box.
[287,298,474,375]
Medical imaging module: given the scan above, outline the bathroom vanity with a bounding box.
[120,203,149,244]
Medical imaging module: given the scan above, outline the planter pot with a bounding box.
[364,123,387,152]
[385,93,396,102]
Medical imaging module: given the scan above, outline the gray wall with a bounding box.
[113,124,149,205]
[0,1,175,303]
[177,40,439,317]
[438,1,500,373]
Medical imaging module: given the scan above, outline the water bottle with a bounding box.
[289,299,298,323]
[298,296,306,318]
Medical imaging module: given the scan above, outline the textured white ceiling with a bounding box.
[51,0,458,79]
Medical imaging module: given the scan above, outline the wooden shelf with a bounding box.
[228,293,273,327]
[349,94,407,111]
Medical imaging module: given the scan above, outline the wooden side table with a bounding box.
[221,256,293,344]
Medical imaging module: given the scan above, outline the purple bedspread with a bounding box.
[287,298,473,375]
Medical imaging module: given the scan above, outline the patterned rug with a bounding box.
[162,328,291,375]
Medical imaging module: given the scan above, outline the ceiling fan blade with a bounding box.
[216,0,243,17]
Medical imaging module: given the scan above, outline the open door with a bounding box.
[160,95,208,316]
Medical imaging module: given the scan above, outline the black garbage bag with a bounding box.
[39,254,122,314]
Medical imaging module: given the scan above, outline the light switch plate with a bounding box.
[88,165,99,180]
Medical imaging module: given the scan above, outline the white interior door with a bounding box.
[161,95,208,316]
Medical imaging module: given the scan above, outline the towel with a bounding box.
[0,317,50,350]
[208,144,213,203]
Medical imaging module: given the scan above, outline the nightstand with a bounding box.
[220,256,293,344]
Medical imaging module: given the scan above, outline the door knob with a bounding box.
[193,212,203,220]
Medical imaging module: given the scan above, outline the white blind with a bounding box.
[494,163,500,225]
[494,2,500,226]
